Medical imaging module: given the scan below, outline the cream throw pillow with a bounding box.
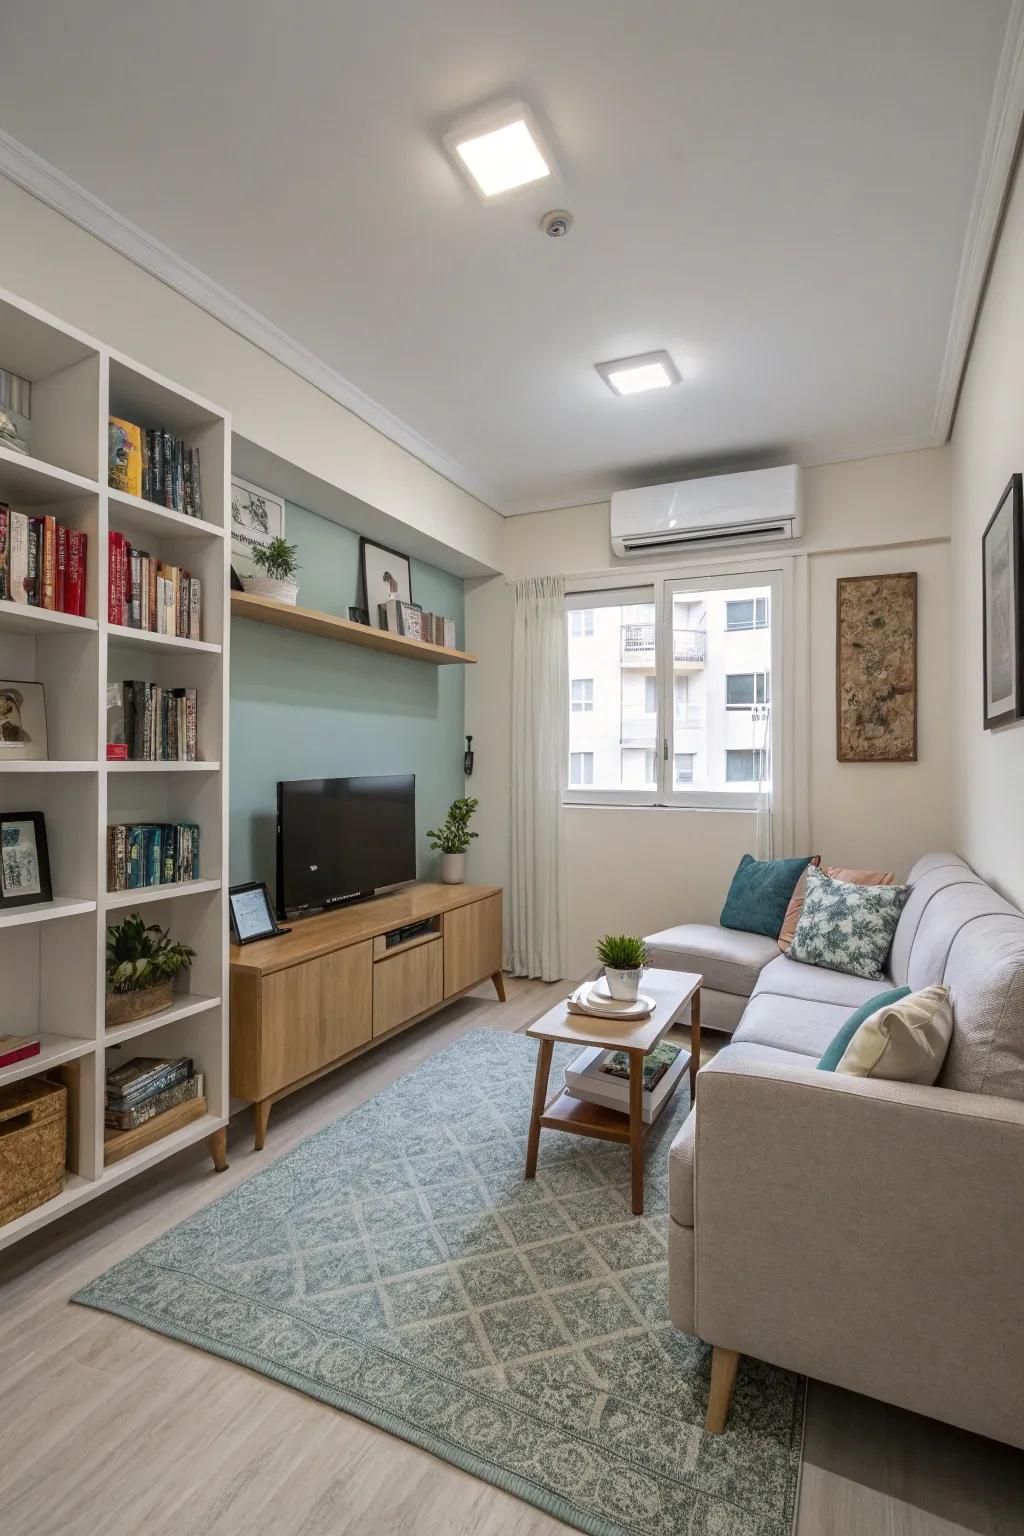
[835,984,953,1084]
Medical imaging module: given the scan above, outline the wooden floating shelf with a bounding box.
[231,590,476,665]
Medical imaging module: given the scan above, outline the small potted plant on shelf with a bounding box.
[596,933,649,1002]
[105,913,196,1027]
[427,796,479,884]
[242,536,301,606]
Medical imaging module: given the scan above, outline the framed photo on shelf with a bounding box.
[228,881,289,945]
[359,538,412,626]
[0,680,47,762]
[982,474,1024,730]
[0,812,52,910]
[230,476,285,580]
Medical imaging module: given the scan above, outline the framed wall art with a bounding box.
[0,680,47,762]
[230,476,285,580]
[0,811,52,910]
[836,572,918,762]
[359,538,412,626]
[982,474,1023,730]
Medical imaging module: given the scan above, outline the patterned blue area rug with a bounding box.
[75,1027,803,1535]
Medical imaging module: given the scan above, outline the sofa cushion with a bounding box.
[644,923,779,997]
[753,953,889,1010]
[834,985,952,1084]
[906,851,978,883]
[720,853,818,938]
[777,856,822,951]
[733,991,854,1058]
[787,867,911,980]
[938,913,1024,1100]
[890,863,987,984]
[817,986,911,1071]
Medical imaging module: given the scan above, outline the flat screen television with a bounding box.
[276,774,416,918]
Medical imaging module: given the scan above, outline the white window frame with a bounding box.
[571,677,594,712]
[570,608,594,637]
[725,670,770,709]
[564,559,791,824]
[569,751,594,786]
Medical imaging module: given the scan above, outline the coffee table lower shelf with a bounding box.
[539,1086,678,1144]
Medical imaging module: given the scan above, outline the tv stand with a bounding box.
[230,882,504,1148]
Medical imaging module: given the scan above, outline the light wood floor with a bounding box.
[1,977,1021,1536]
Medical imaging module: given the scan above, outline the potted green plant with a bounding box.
[105,913,197,1027]
[243,536,301,606]
[426,796,479,884]
[596,933,649,1003]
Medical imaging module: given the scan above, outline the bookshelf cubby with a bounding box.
[0,285,229,1249]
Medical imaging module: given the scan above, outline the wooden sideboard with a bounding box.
[229,882,503,1147]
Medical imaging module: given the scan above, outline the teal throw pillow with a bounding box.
[789,867,912,980]
[817,986,911,1071]
[720,853,817,939]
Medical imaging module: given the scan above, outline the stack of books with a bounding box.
[108,532,202,639]
[105,1055,202,1131]
[106,681,198,761]
[377,598,456,648]
[107,822,200,891]
[0,505,88,613]
[0,1033,40,1070]
[108,417,203,517]
[565,1041,685,1125]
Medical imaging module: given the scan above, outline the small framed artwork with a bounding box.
[982,475,1023,730]
[231,477,285,580]
[348,606,371,626]
[228,881,289,945]
[0,812,52,910]
[0,681,47,762]
[360,538,412,627]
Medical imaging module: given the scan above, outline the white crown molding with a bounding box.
[0,127,508,515]
[932,0,1024,440]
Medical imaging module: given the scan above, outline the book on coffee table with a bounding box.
[564,1041,686,1124]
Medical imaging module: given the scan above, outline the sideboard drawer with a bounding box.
[373,937,443,1037]
[443,893,502,998]
[257,940,373,1095]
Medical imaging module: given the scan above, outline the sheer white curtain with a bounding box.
[754,703,773,859]
[507,575,568,981]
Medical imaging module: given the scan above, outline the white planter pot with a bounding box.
[604,966,643,1002]
[243,576,299,606]
[440,852,466,885]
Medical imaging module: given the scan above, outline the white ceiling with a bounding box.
[0,0,1015,514]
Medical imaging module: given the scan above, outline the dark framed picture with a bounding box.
[229,880,288,945]
[0,812,52,910]
[0,680,47,762]
[360,538,412,626]
[348,606,371,626]
[982,474,1023,730]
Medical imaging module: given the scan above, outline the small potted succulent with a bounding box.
[243,536,301,606]
[105,913,196,1027]
[596,933,649,1002]
[427,796,479,884]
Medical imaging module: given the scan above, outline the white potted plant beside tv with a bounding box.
[596,933,648,1002]
[427,796,478,884]
[243,536,301,606]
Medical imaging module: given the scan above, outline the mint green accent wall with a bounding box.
[230,501,465,890]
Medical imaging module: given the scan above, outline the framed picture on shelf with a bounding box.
[982,475,1024,730]
[0,812,52,910]
[230,477,285,580]
[348,606,370,626]
[0,681,47,761]
[360,538,412,626]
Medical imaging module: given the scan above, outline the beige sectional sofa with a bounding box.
[650,852,1024,1447]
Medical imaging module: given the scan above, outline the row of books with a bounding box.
[108,532,202,639]
[105,1054,202,1131]
[0,506,88,613]
[106,681,199,762]
[0,1033,40,1071]
[108,417,204,518]
[107,822,201,892]
[377,598,457,648]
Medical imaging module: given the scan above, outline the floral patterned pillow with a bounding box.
[787,867,912,980]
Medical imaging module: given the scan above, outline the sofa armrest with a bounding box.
[691,1045,1024,1447]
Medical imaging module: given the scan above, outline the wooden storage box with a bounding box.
[0,1077,67,1229]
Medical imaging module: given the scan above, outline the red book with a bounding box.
[55,523,67,612]
[66,529,83,617]
[106,744,129,761]
[108,531,126,625]
[78,531,88,616]
[121,537,131,626]
[0,1039,41,1069]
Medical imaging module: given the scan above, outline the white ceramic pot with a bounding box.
[440,852,466,885]
[604,966,643,1002]
[243,576,299,606]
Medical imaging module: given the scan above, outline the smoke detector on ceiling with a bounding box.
[541,210,574,238]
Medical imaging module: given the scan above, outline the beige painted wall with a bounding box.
[466,449,953,977]
[950,149,1024,907]
[0,177,503,573]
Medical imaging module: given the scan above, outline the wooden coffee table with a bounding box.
[524,967,702,1215]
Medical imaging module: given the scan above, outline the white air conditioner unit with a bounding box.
[610,465,802,558]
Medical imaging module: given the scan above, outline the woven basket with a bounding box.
[0,1078,67,1229]
[105,977,174,1028]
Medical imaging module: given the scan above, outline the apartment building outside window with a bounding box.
[570,608,594,637]
[726,596,769,630]
[571,678,594,712]
[569,751,594,786]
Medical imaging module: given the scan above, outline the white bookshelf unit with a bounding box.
[0,286,230,1251]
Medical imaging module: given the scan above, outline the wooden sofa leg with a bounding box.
[706,1346,740,1433]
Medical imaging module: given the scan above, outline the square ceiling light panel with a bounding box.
[596,352,683,396]
[445,103,554,198]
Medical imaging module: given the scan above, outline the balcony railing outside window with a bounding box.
[621,624,706,662]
